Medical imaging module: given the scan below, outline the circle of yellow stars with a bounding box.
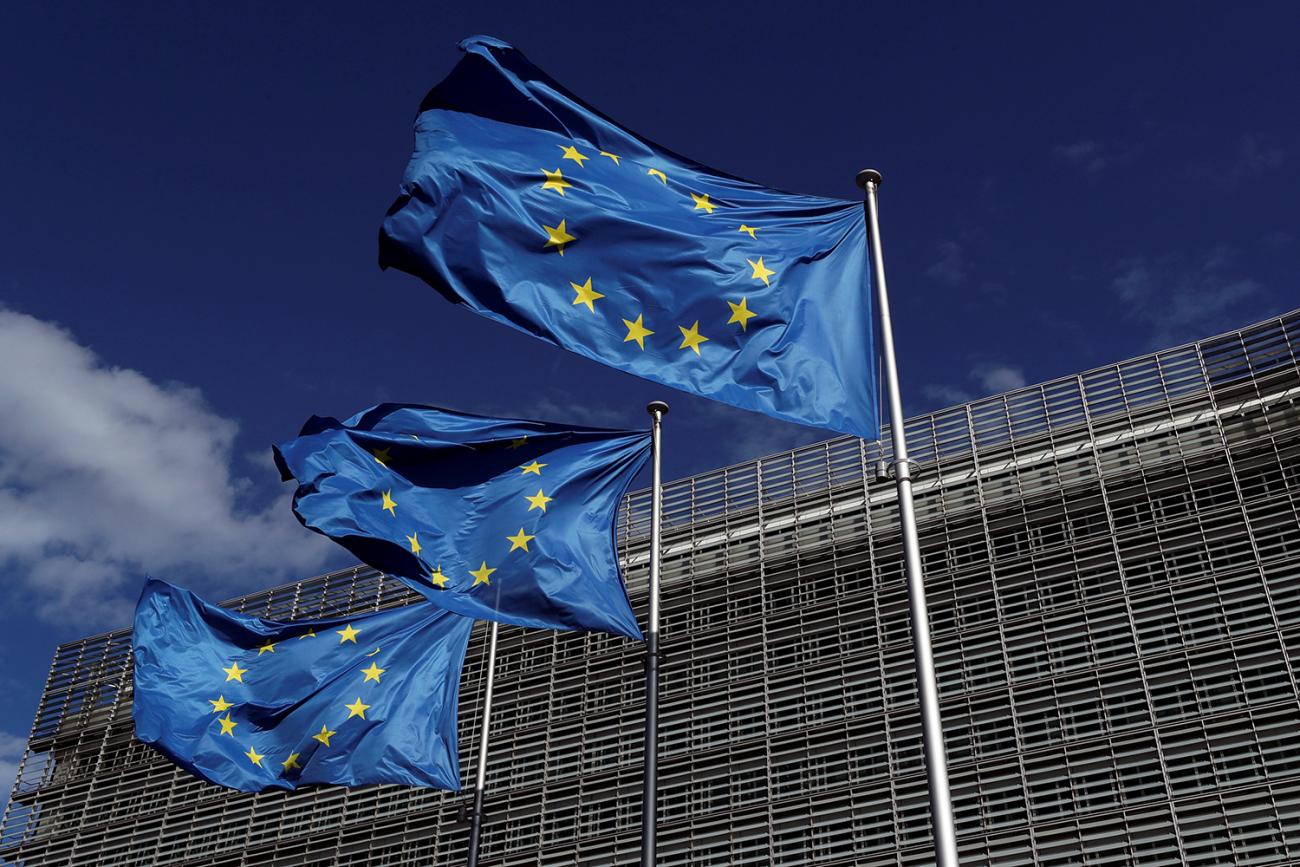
[368,439,552,594]
[205,619,398,777]
[533,141,773,358]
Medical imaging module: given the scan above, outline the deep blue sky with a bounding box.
[1,2,1296,787]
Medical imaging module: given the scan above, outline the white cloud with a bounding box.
[1190,134,1285,192]
[1054,139,1107,173]
[922,383,974,406]
[974,364,1027,393]
[0,729,26,805]
[1226,134,1285,186]
[1053,139,1141,174]
[1111,249,1265,347]
[925,241,969,287]
[923,363,1029,411]
[0,310,335,626]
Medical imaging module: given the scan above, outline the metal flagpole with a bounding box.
[857,168,960,867]
[465,620,500,867]
[642,400,668,867]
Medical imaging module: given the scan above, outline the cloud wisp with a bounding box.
[1111,248,1267,348]
[974,364,1028,394]
[0,729,26,807]
[925,241,970,288]
[922,363,1029,410]
[1053,139,1141,175]
[1218,134,1285,191]
[0,310,335,627]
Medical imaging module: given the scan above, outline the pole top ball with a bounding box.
[856,169,883,190]
[646,401,670,417]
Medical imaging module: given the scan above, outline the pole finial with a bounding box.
[646,400,669,417]
[856,169,883,190]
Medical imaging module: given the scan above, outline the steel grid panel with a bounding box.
[3,310,1300,866]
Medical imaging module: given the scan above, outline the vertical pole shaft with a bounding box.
[466,620,500,867]
[857,169,960,867]
[642,400,668,867]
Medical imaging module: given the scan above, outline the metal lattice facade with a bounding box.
[4,310,1300,866]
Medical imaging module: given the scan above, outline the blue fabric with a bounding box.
[379,35,880,441]
[132,579,473,793]
[274,403,649,639]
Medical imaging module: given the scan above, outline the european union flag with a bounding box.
[132,579,473,793]
[379,36,880,441]
[274,403,649,639]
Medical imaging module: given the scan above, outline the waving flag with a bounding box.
[379,36,879,440]
[132,579,473,793]
[274,403,649,639]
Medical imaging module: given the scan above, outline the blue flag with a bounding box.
[379,36,880,441]
[274,403,649,639]
[132,579,473,793]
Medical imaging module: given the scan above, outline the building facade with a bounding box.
[3,310,1300,866]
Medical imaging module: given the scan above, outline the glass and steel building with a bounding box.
[4,309,1300,866]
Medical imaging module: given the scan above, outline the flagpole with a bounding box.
[642,400,668,867]
[857,168,960,867]
[466,620,499,867]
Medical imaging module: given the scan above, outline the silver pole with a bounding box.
[641,400,668,867]
[466,620,499,867]
[857,168,960,866]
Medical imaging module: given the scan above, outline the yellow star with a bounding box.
[747,257,775,286]
[209,695,233,713]
[507,528,535,552]
[282,753,301,771]
[405,532,422,556]
[520,460,546,475]
[622,314,654,350]
[470,561,497,586]
[245,746,265,766]
[336,624,360,644]
[559,145,589,166]
[506,436,528,450]
[361,662,385,683]
[345,697,371,720]
[599,151,620,165]
[298,629,316,640]
[365,647,382,657]
[678,321,710,355]
[691,193,716,214]
[540,167,571,196]
[647,168,668,184]
[222,662,247,683]
[217,714,238,736]
[312,724,336,747]
[525,489,553,512]
[542,219,576,255]
[727,297,758,332]
[429,565,449,589]
[570,277,605,313]
[372,447,391,466]
[256,640,275,656]
[738,224,758,238]
[381,489,397,516]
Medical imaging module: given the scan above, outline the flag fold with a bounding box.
[132,579,473,793]
[379,35,879,440]
[274,403,649,639]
